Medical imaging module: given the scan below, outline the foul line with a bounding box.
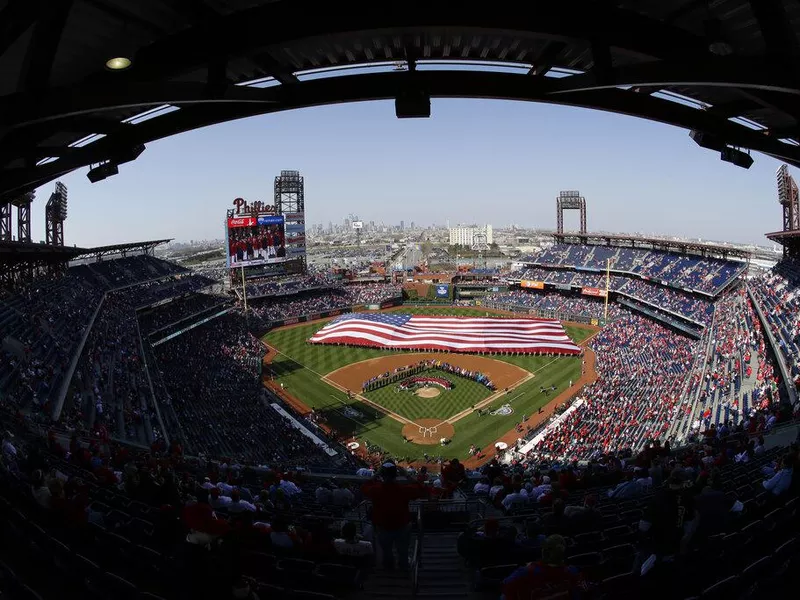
[321,374,413,425]
[267,344,412,426]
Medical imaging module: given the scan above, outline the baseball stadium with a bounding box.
[2,3,800,600]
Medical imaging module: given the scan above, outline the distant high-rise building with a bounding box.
[400,220,404,230]
[449,224,493,246]
[410,221,415,230]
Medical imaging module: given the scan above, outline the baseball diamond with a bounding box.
[263,305,595,461]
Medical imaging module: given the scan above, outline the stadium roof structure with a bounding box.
[2,1,800,200]
[765,229,800,258]
[552,232,752,260]
[0,238,171,286]
[70,238,172,260]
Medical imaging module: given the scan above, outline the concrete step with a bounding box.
[417,579,469,589]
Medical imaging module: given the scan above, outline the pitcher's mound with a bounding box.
[402,419,456,445]
[415,387,441,398]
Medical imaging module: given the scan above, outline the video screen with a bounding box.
[226,214,286,267]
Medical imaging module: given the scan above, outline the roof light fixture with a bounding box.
[105,56,132,71]
[705,19,733,56]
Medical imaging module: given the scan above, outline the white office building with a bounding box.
[449,224,493,246]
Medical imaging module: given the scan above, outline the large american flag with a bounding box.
[308,313,581,355]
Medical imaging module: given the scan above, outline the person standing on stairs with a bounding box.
[361,461,429,570]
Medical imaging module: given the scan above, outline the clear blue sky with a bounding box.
[24,98,790,247]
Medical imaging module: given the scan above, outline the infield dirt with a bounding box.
[325,352,528,394]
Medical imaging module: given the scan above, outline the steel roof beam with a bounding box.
[168,0,299,85]
[0,0,42,59]
[545,58,800,96]
[2,70,800,197]
[18,0,74,92]
[527,41,568,77]
[749,0,800,61]
[117,1,706,85]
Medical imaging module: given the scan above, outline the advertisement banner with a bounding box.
[227,216,257,228]
[581,287,607,298]
[435,284,450,298]
[520,280,545,289]
[367,304,381,310]
[380,298,401,309]
[285,223,305,233]
[286,234,306,245]
[555,283,572,291]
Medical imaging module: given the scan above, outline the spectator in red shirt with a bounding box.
[361,462,428,570]
[501,534,587,599]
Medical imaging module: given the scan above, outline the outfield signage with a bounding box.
[554,283,572,291]
[520,280,544,289]
[151,308,234,346]
[581,286,607,298]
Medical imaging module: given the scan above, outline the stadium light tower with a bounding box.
[14,194,33,243]
[45,182,68,246]
[777,164,800,233]
[556,190,587,235]
[471,232,489,270]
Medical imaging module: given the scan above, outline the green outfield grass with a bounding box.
[263,307,595,461]
[363,369,493,421]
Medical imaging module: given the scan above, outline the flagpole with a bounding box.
[604,258,610,323]
[241,265,248,313]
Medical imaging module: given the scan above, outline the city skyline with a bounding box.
[13,98,793,248]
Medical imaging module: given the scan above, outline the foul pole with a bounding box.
[241,265,248,312]
[604,258,610,322]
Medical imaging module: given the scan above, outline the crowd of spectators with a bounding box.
[362,358,496,392]
[138,292,230,335]
[152,314,341,467]
[462,416,798,598]
[250,283,401,324]
[749,259,800,387]
[508,268,714,324]
[242,273,342,299]
[0,257,201,427]
[483,290,624,320]
[0,276,104,419]
[63,291,158,446]
[0,404,379,599]
[526,314,697,462]
[70,255,186,290]
[529,243,743,294]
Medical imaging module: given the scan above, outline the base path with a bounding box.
[325,352,529,401]
[402,419,455,445]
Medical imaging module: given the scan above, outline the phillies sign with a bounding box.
[233,197,276,215]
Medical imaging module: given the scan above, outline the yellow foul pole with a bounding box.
[241,265,248,312]
[604,258,610,322]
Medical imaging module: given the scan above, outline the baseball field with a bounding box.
[262,306,595,462]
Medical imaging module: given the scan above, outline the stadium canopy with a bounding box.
[2,0,800,200]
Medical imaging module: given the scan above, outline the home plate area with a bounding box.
[402,419,455,445]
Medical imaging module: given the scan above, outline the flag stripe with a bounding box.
[308,313,581,355]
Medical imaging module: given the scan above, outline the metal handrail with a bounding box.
[411,504,423,596]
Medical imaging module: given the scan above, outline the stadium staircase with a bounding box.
[358,531,474,599]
